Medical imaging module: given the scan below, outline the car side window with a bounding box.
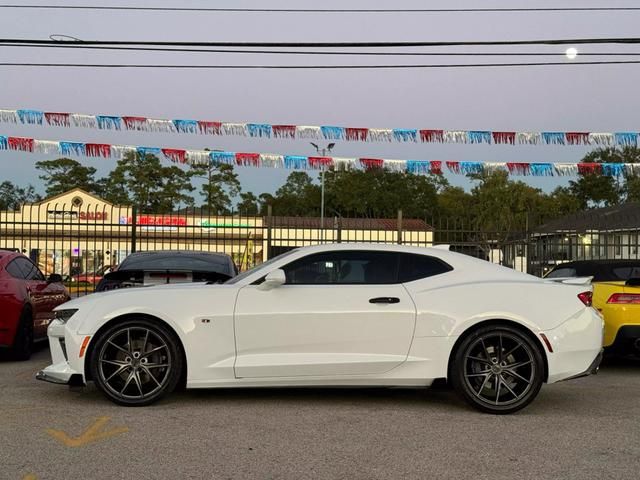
[398,254,453,282]
[283,251,399,285]
[5,258,27,279]
[15,257,45,281]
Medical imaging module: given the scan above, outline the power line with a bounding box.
[2,43,640,56]
[1,5,640,13]
[4,37,640,48]
[1,60,640,69]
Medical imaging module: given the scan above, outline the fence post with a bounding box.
[397,209,403,245]
[336,216,342,243]
[266,204,272,259]
[131,205,138,253]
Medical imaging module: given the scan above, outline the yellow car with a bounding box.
[546,260,640,354]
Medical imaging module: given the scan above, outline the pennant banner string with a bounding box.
[1,108,638,147]
[1,133,640,178]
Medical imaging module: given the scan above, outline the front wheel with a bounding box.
[10,308,33,361]
[89,319,183,406]
[451,325,545,414]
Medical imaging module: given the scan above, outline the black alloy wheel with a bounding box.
[90,319,183,406]
[451,324,545,414]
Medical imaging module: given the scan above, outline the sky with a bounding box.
[1,0,640,204]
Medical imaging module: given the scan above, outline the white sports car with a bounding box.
[38,244,603,414]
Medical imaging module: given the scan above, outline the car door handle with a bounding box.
[369,297,400,304]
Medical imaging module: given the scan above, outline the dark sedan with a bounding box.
[95,251,237,292]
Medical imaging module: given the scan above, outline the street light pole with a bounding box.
[310,142,335,242]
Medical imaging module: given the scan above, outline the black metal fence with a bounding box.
[2,201,640,294]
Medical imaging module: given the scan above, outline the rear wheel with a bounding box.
[90,319,183,406]
[10,308,33,361]
[451,325,544,414]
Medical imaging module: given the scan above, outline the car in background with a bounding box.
[546,260,640,354]
[39,244,602,414]
[94,250,237,292]
[0,249,70,360]
[73,265,114,286]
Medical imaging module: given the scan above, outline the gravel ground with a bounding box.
[1,347,640,480]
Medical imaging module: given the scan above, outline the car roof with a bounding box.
[118,250,235,275]
[549,259,640,281]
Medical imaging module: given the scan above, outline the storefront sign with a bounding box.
[119,216,187,226]
[47,210,108,221]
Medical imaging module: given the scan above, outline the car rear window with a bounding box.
[546,267,577,278]
[611,266,640,280]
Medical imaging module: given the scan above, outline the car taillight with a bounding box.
[578,291,593,307]
[607,293,640,304]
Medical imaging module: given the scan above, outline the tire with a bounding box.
[89,318,183,406]
[10,308,34,361]
[450,324,545,414]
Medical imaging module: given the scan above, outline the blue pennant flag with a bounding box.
[0,135,7,150]
[602,163,625,177]
[615,132,638,146]
[284,155,309,169]
[16,109,44,125]
[530,163,554,176]
[59,141,86,156]
[247,123,272,138]
[320,126,345,140]
[541,132,566,145]
[96,115,122,130]
[211,151,236,165]
[460,162,484,174]
[173,119,198,134]
[468,131,492,144]
[406,160,432,174]
[136,146,162,157]
[393,129,417,142]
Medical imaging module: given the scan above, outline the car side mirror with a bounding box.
[258,269,286,291]
[47,273,63,284]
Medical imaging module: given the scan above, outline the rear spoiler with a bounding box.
[544,276,593,286]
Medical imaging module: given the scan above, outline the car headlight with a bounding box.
[54,309,78,324]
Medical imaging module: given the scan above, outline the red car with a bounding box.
[0,250,70,360]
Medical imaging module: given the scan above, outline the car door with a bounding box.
[15,257,63,338]
[233,250,416,378]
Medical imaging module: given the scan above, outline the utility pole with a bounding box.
[310,142,335,241]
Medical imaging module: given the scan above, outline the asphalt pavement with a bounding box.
[1,346,640,480]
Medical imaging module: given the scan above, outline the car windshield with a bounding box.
[225,249,298,284]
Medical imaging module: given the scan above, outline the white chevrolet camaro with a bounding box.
[38,244,604,414]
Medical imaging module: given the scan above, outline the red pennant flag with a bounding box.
[8,136,34,152]
[360,158,384,169]
[493,132,516,145]
[198,121,222,135]
[577,163,602,175]
[308,156,333,169]
[507,162,531,174]
[345,128,369,141]
[272,125,297,138]
[122,116,148,130]
[430,161,443,175]
[162,148,187,164]
[566,132,590,145]
[420,129,444,143]
[235,152,260,166]
[445,161,460,173]
[86,143,112,158]
[44,112,71,127]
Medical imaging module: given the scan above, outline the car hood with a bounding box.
[55,282,236,311]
